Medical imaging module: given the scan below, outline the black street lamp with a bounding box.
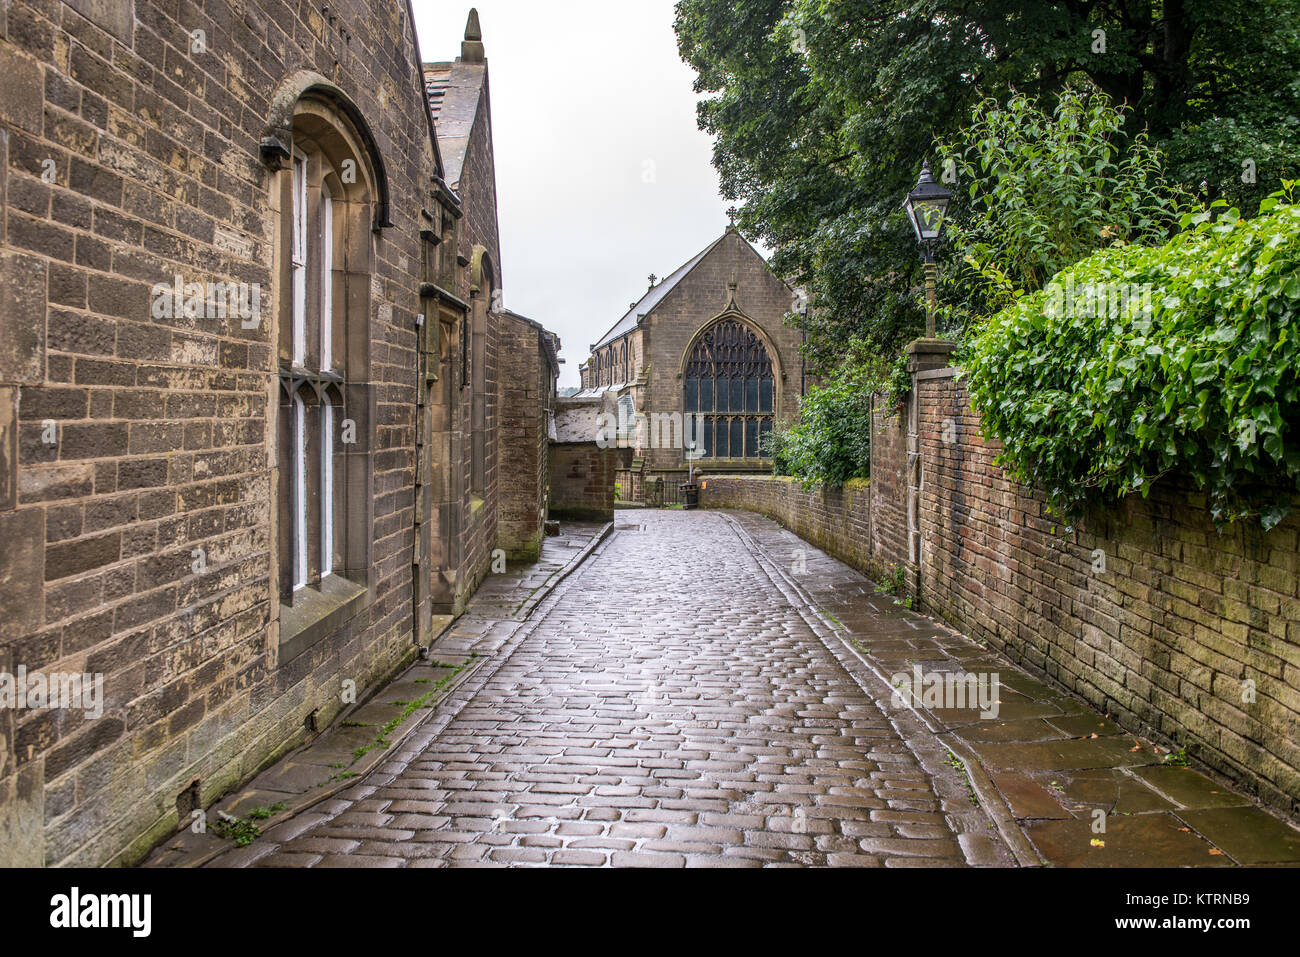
[903,160,952,338]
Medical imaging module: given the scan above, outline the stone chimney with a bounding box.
[462,9,485,62]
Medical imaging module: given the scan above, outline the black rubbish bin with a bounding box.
[680,483,699,510]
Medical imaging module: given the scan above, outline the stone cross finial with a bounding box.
[648,274,658,287]
[727,207,737,227]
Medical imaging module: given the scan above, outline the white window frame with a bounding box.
[320,190,333,372]
[321,400,334,579]
[293,393,308,591]
[291,148,308,367]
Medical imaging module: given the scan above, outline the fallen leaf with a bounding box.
[1091,838,1105,848]
[1209,849,1224,856]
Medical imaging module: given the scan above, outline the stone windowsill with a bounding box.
[279,574,369,665]
[688,459,773,470]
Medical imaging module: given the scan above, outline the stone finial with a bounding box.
[462,9,485,61]
[648,274,658,288]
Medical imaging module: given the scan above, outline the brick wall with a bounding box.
[869,402,909,574]
[917,370,1300,814]
[701,475,878,578]
[699,371,1300,815]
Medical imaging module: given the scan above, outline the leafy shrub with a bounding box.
[880,352,912,415]
[761,427,795,476]
[936,87,1191,338]
[772,378,871,488]
[966,187,1300,530]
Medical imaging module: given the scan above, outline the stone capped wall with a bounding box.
[917,370,1300,814]
[700,475,877,579]
[549,444,615,522]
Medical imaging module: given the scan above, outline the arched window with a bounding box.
[277,97,374,610]
[683,318,775,459]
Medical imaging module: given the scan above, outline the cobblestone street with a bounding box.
[223,510,999,868]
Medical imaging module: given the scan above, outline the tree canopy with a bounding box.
[674,0,1300,370]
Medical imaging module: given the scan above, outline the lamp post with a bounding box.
[902,160,952,338]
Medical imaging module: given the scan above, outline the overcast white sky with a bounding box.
[411,0,734,388]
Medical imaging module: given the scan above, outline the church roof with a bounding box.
[591,232,729,349]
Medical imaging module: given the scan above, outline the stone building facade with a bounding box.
[577,227,805,492]
[0,0,555,866]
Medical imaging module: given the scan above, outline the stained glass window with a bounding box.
[683,318,776,459]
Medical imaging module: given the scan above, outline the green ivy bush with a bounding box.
[761,427,794,477]
[764,377,871,489]
[966,187,1300,530]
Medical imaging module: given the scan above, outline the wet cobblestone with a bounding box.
[225,511,989,867]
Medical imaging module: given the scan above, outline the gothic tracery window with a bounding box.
[683,318,775,459]
[277,102,372,608]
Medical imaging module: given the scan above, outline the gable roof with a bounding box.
[422,11,490,189]
[422,59,485,188]
[592,232,729,349]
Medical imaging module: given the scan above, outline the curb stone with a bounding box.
[720,512,1032,867]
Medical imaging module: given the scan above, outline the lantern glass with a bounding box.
[907,195,949,242]
[904,162,953,244]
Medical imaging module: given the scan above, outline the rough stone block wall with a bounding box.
[0,0,444,866]
[496,314,546,559]
[917,372,1300,814]
[449,80,504,613]
[700,475,879,579]
[549,444,614,522]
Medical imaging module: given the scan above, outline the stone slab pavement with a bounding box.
[143,522,610,868]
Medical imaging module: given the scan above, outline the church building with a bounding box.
[577,227,805,494]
